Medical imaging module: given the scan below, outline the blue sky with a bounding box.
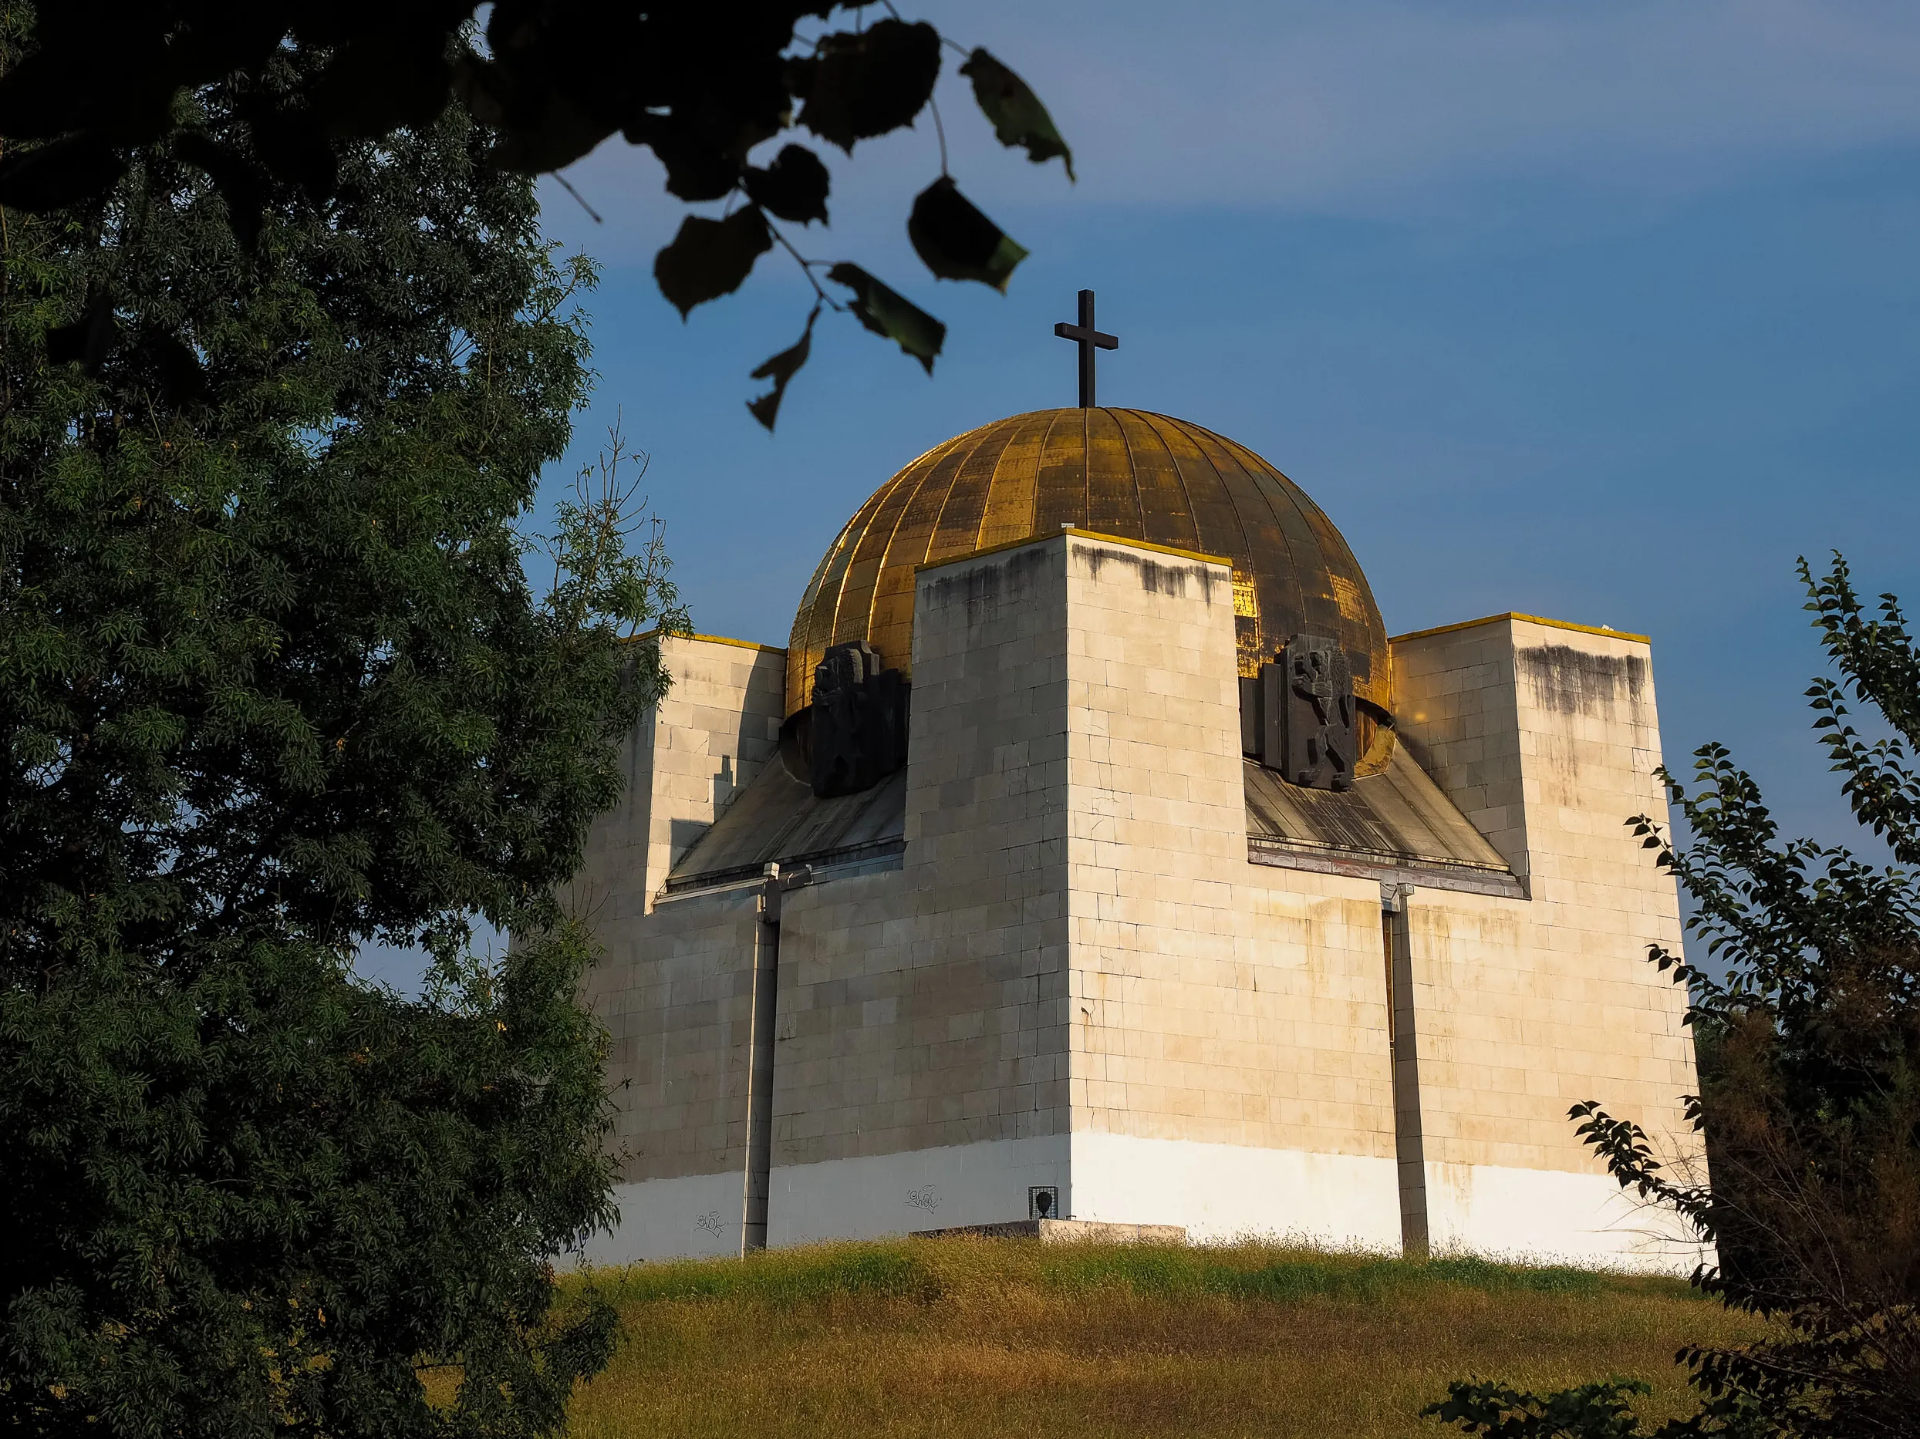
[363,0,1920,988]
[532,0,1920,852]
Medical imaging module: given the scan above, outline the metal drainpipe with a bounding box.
[1381,881,1430,1259]
[741,861,807,1255]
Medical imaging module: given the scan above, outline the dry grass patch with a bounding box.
[564,1240,1772,1439]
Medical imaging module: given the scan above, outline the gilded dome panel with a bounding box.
[783,408,1392,724]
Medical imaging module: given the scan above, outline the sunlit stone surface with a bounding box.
[568,413,1706,1275]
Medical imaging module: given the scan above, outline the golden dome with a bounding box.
[785,407,1391,720]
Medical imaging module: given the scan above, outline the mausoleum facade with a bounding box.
[571,408,1705,1272]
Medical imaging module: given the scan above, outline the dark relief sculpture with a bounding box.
[1239,633,1356,792]
[808,640,908,798]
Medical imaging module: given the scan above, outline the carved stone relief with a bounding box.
[1239,633,1357,792]
[806,640,909,798]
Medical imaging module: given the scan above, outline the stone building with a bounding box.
[571,407,1705,1272]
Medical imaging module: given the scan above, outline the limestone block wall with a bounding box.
[1391,619,1531,879]
[571,632,784,1261]
[1393,616,1705,1268]
[573,572,1706,1270]
[760,536,1080,1243]
[1063,532,1246,1131]
[585,633,786,912]
[1073,855,1403,1246]
[577,884,765,1262]
[759,532,1408,1249]
[1055,533,1401,1244]
[574,550,1089,1259]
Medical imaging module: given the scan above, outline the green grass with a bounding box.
[564,1240,1772,1439]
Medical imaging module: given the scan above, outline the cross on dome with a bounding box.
[1053,289,1118,407]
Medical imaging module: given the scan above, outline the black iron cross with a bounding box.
[1054,289,1118,407]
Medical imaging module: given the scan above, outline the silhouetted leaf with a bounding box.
[655,206,773,318]
[798,20,940,154]
[311,34,453,138]
[0,44,178,146]
[174,132,269,250]
[744,144,829,225]
[134,326,211,409]
[492,91,615,174]
[450,50,509,128]
[157,19,289,92]
[649,124,740,202]
[0,7,1074,425]
[0,50,98,139]
[826,263,944,374]
[907,177,1027,292]
[959,49,1074,181]
[747,304,820,431]
[46,289,119,372]
[0,134,127,212]
[249,106,337,201]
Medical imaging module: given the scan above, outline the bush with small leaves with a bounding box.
[1429,556,1920,1438]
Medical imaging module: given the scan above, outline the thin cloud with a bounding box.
[977,0,1920,208]
[541,0,1920,258]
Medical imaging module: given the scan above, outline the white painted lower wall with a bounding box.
[767,1135,1071,1247]
[1424,1161,1709,1276]
[577,1142,1709,1275]
[1069,1131,1404,1249]
[578,1169,747,1266]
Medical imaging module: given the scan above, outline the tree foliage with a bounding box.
[1430,555,1920,1438]
[0,1,1077,427]
[1424,1378,1656,1439]
[0,16,686,1436]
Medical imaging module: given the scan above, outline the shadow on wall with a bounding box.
[671,817,711,865]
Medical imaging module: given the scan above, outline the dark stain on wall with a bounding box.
[1079,545,1223,604]
[1517,644,1647,717]
[922,538,1223,631]
[922,541,1057,628]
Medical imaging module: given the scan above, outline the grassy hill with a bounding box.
[561,1240,1770,1438]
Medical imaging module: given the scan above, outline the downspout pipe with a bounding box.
[742,861,810,1254]
[1382,881,1430,1259]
